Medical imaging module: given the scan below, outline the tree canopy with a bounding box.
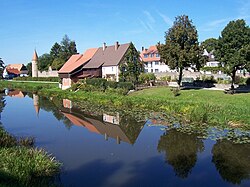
[158,15,203,86]
[216,19,250,89]
[37,35,78,71]
[201,38,219,53]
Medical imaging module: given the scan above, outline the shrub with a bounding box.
[246,78,250,85]
[139,73,156,84]
[117,82,134,90]
[86,78,107,90]
[106,81,118,89]
[234,76,246,85]
[14,77,59,82]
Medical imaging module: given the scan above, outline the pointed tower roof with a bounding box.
[32,50,38,61]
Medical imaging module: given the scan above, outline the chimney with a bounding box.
[103,42,106,51]
[142,46,144,51]
[115,41,119,51]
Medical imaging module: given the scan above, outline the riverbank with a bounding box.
[0,125,61,186]
[1,80,250,131]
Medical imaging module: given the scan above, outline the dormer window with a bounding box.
[144,54,148,58]
[150,53,154,57]
[156,53,160,57]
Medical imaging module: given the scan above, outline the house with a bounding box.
[82,42,131,82]
[58,48,98,90]
[58,42,135,89]
[140,45,170,73]
[2,64,28,79]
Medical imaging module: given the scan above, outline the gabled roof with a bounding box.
[6,68,20,75]
[58,48,98,74]
[140,45,160,62]
[6,64,24,71]
[83,43,130,69]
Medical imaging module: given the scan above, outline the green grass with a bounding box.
[1,80,250,130]
[0,126,61,186]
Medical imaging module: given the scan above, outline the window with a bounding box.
[150,53,154,57]
[155,61,159,65]
[145,62,148,66]
[155,69,159,73]
[112,67,113,71]
[144,54,148,58]
[145,69,148,73]
[156,53,160,57]
[151,69,153,72]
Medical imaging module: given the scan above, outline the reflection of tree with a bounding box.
[157,129,204,178]
[0,95,6,114]
[119,116,144,144]
[212,140,250,184]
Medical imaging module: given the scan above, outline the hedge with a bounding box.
[14,77,59,82]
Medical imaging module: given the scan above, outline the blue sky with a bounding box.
[0,0,249,65]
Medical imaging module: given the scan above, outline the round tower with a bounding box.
[32,50,38,77]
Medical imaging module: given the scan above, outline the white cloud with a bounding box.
[158,12,173,26]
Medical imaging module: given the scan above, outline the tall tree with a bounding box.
[216,19,250,89]
[60,35,77,62]
[158,15,202,86]
[50,42,62,60]
[119,43,144,84]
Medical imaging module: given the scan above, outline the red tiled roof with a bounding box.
[6,68,20,75]
[58,48,98,73]
[140,45,160,62]
[6,64,23,71]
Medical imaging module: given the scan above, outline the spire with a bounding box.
[32,50,38,61]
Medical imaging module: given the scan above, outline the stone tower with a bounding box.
[32,50,38,77]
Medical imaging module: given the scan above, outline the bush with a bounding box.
[14,77,59,82]
[139,73,156,84]
[234,76,246,85]
[86,78,107,90]
[160,76,171,82]
[117,82,134,90]
[106,81,118,89]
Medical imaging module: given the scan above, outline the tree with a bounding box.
[158,15,202,86]
[26,62,32,76]
[201,38,219,53]
[50,42,62,60]
[60,35,77,62]
[216,19,250,89]
[0,58,5,79]
[51,58,65,70]
[38,53,52,71]
[119,43,144,84]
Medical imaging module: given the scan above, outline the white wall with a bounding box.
[144,61,170,73]
[102,66,119,82]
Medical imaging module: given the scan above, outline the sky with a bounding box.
[0,0,249,65]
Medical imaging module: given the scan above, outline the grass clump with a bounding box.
[0,126,61,186]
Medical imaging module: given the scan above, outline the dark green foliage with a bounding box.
[51,58,65,70]
[26,62,32,76]
[201,38,219,53]
[106,81,118,89]
[60,35,77,62]
[158,15,203,86]
[0,58,5,78]
[119,43,143,84]
[38,53,52,71]
[246,78,250,85]
[216,19,250,89]
[86,78,107,90]
[117,82,134,90]
[201,66,224,73]
[50,42,62,60]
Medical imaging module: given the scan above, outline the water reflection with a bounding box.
[212,139,250,184]
[60,99,144,145]
[5,89,26,98]
[157,129,204,178]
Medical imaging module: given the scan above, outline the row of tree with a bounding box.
[158,15,250,88]
[32,35,78,72]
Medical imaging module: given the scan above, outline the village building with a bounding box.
[58,42,135,89]
[2,63,28,79]
[140,45,170,73]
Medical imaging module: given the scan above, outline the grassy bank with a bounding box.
[1,80,250,131]
[0,125,61,186]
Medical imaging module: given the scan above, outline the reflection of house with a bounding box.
[103,113,120,125]
[60,107,144,144]
[58,42,136,89]
[140,45,170,73]
[63,99,73,109]
[6,90,25,98]
[3,64,28,79]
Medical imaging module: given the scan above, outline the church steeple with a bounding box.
[32,50,38,77]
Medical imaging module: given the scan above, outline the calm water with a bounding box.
[1,90,250,187]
